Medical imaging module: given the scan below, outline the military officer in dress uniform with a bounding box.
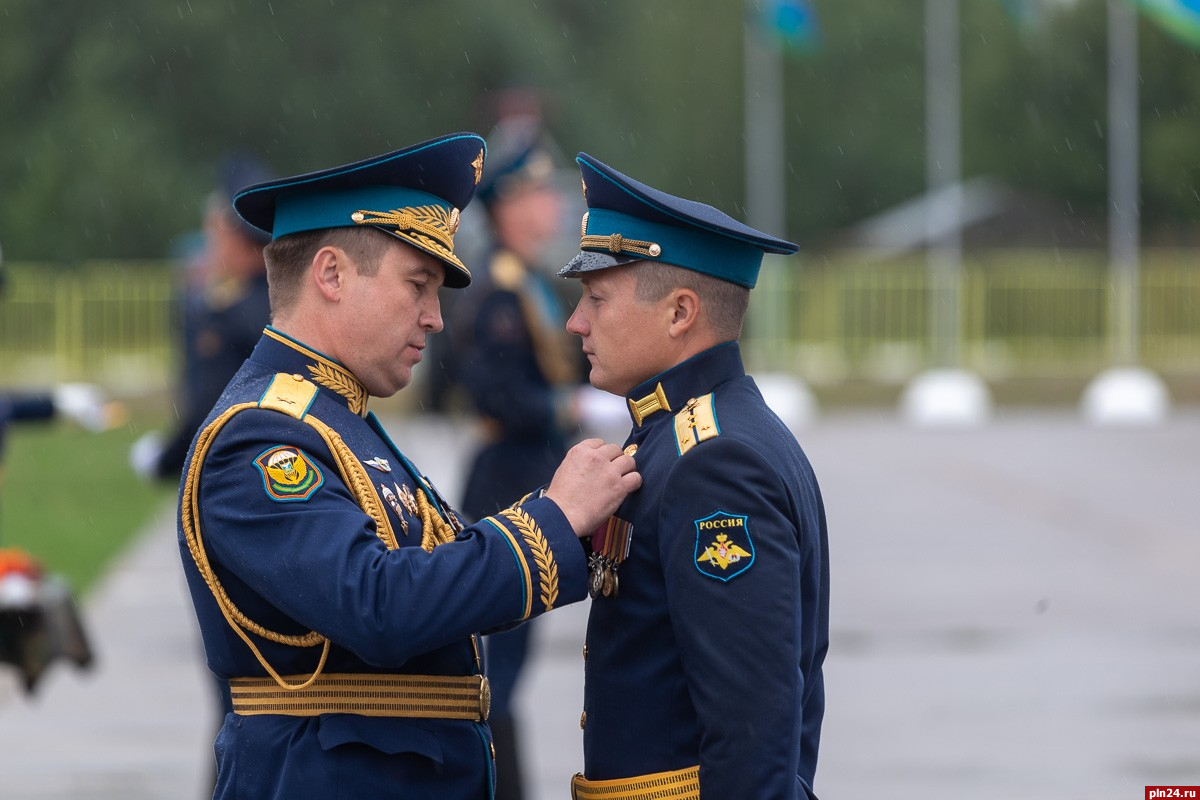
[454,118,579,800]
[176,133,640,800]
[559,154,830,800]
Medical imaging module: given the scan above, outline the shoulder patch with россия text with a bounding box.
[693,510,754,582]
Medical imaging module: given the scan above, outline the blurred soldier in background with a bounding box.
[130,154,273,482]
[453,117,580,800]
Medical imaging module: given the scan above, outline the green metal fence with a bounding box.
[0,262,176,389]
[746,249,1200,383]
[1,252,1198,392]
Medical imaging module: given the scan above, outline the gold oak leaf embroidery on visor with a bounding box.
[351,205,461,264]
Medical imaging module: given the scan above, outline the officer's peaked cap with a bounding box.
[476,117,556,209]
[233,133,487,289]
[559,153,798,289]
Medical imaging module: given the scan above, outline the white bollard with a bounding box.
[1080,366,1170,426]
[900,368,992,428]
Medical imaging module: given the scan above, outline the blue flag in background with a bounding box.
[1000,0,1040,26]
[751,0,821,53]
[1138,0,1200,48]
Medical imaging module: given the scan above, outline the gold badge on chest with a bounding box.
[398,483,419,518]
[380,483,410,536]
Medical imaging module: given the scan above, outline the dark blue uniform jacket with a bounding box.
[177,328,588,800]
[582,342,829,800]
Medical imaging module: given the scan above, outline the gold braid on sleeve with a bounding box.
[499,507,559,611]
[180,404,331,691]
[416,484,457,553]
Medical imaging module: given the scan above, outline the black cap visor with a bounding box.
[558,249,642,278]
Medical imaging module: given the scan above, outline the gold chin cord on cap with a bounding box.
[579,212,662,258]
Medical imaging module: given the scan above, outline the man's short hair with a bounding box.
[629,260,750,341]
[264,228,391,313]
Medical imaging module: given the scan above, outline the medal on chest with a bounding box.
[588,516,633,599]
[379,483,410,535]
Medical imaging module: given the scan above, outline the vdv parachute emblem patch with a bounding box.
[254,446,324,502]
[694,510,755,582]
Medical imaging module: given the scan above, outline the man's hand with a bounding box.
[545,438,641,537]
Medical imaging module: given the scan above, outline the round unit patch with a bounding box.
[254,445,324,502]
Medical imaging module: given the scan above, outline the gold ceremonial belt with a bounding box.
[229,672,491,722]
[571,765,699,800]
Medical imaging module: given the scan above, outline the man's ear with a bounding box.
[667,288,701,339]
[311,246,344,302]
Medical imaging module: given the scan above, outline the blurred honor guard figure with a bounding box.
[131,155,273,481]
[560,154,830,800]
[455,118,579,800]
[176,134,640,799]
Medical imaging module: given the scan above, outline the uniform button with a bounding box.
[582,644,588,661]
[579,711,587,730]
[490,742,496,761]
[479,676,492,721]
[623,444,638,456]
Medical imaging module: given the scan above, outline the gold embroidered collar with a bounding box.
[264,329,370,416]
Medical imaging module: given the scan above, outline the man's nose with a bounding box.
[424,298,444,333]
[566,304,586,336]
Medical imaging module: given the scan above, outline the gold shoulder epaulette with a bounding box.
[259,373,320,419]
[490,250,527,291]
[673,393,720,456]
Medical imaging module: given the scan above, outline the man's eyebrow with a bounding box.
[414,264,443,283]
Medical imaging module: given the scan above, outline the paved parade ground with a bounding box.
[1,410,1198,799]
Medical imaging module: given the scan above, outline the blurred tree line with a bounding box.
[1,0,1199,263]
